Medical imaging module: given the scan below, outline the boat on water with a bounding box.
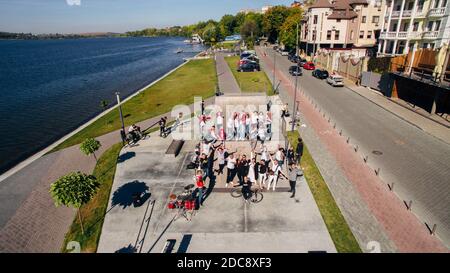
[175,48,184,54]
[184,33,203,44]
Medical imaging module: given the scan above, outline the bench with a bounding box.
[166,140,185,157]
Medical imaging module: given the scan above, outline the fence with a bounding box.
[316,50,366,83]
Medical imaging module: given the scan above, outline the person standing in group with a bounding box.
[296,137,304,165]
[285,163,303,198]
[226,153,237,187]
[236,154,250,186]
[275,146,285,170]
[215,145,227,175]
[247,152,257,186]
[239,112,246,140]
[234,113,240,140]
[286,147,295,166]
[195,169,205,207]
[227,115,234,141]
[267,154,282,191]
[216,112,224,135]
[258,145,271,169]
[256,159,267,189]
[245,112,251,139]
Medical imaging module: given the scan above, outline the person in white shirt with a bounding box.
[227,116,234,141]
[233,113,240,140]
[251,111,258,130]
[267,154,282,191]
[216,112,224,133]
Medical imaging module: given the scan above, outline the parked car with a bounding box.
[303,62,315,70]
[289,66,303,76]
[238,61,260,72]
[312,69,329,79]
[243,55,259,63]
[280,50,289,56]
[240,52,255,60]
[288,54,300,63]
[326,74,345,87]
[298,58,307,66]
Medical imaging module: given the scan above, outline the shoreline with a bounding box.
[0,52,207,182]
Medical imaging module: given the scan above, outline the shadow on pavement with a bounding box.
[115,244,137,253]
[112,180,150,209]
[117,152,136,163]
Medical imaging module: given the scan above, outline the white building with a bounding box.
[378,0,450,55]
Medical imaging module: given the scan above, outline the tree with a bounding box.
[80,138,102,162]
[279,10,303,51]
[50,172,100,234]
[240,19,259,48]
[262,6,291,43]
[219,14,236,37]
[100,100,108,111]
[202,22,219,44]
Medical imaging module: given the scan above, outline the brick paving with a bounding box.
[256,47,448,252]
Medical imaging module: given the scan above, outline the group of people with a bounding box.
[190,137,305,203]
[197,110,274,143]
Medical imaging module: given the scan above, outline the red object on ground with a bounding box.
[303,62,315,70]
[184,201,192,210]
[168,202,175,209]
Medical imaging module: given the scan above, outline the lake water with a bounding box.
[0,37,204,174]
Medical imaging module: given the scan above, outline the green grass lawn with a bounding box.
[61,142,122,253]
[225,56,274,95]
[52,58,216,152]
[287,131,362,253]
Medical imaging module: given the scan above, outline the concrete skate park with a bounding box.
[97,94,336,253]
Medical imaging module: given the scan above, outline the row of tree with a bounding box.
[126,5,303,50]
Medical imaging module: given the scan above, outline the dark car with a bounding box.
[289,66,302,76]
[238,61,260,72]
[312,69,329,79]
[288,54,300,63]
[240,52,254,59]
[303,62,315,70]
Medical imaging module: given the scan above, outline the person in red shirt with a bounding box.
[195,170,205,207]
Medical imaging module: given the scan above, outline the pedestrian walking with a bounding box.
[287,147,295,166]
[158,116,167,137]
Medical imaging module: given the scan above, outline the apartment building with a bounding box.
[378,0,450,55]
[300,0,384,55]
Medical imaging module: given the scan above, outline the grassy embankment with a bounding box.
[225,56,274,95]
[287,131,362,253]
[61,142,122,253]
[52,58,217,152]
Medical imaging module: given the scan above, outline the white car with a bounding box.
[281,51,289,56]
[326,74,344,87]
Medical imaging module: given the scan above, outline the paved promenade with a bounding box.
[257,46,448,252]
[215,52,241,94]
[0,98,214,253]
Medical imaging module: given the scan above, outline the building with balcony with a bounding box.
[378,0,450,55]
[300,0,384,56]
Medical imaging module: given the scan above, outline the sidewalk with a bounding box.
[215,52,241,94]
[344,80,450,145]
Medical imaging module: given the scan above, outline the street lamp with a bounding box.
[292,23,300,131]
[115,92,125,136]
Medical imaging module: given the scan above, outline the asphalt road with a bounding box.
[261,47,450,246]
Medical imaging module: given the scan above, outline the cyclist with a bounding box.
[242,176,252,202]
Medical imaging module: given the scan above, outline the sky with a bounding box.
[0,0,294,34]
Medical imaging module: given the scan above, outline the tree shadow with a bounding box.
[112,180,150,209]
[117,152,136,163]
[115,244,137,253]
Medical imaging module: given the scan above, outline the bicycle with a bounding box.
[230,186,264,203]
